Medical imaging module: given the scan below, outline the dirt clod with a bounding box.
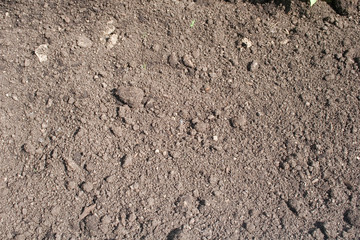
[110,126,122,137]
[168,52,178,67]
[344,209,360,227]
[244,221,256,233]
[67,181,77,190]
[194,121,208,132]
[84,215,99,236]
[77,35,93,48]
[287,199,303,216]
[230,116,247,129]
[115,86,144,108]
[81,182,94,193]
[182,54,195,68]
[23,143,35,155]
[167,227,188,240]
[248,60,259,72]
[121,154,133,168]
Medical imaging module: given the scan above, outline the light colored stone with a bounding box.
[35,44,48,62]
[241,38,252,48]
[77,35,93,48]
[183,54,194,68]
[107,34,118,49]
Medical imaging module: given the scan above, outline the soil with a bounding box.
[1,0,360,239]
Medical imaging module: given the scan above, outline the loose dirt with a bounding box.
[1,0,359,239]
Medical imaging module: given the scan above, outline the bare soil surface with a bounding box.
[1,0,360,239]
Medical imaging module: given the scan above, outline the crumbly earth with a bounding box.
[1,0,360,239]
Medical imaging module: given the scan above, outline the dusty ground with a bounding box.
[1,0,360,239]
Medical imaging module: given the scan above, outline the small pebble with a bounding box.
[101,215,111,224]
[85,162,95,172]
[241,38,252,48]
[61,15,71,23]
[128,213,136,222]
[203,84,211,93]
[183,54,194,68]
[248,60,259,72]
[230,58,238,66]
[105,175,115,183]
[103,24,116,36]
[147,197,155,206]
[230,116,247,129]
[324,74,335,81]
[170,151,180,159]
[111,126,122,137]
[24,59,30,67]
[133,124,140,131]
[23,143,35,155]
[77,35,93,48]
[287,199,302,215]
[107,34,118,49]
[82,182,93,193]
[312,228,324,240]
[344,209,360,227]
[68,97,75,104]
[67,181,77,190]
[121,154,133,168]
[168,52,178,67]
[51,206,61,216]
[194,121,208,132]
[46,98,53,107]
[35,44,48,62]
[213,190,221,197]
[209,175,218,185]
[115,86,144,108]
[244,221,256,233]
[21,208,27,215]
[85,215,99,235]
[192,49,200,59]
[152,44,160,52]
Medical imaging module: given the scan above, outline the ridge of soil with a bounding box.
[1,0,359,239]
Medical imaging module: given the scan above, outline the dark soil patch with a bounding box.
[0,0,359,239]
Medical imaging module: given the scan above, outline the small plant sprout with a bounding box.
[310,0,317,6]
[190,20,195,28]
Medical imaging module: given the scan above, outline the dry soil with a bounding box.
[1,0,360,239]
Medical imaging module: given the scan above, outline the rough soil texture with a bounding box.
[1,0,360,239]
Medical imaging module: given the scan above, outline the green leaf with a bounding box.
[310,0,317,6]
